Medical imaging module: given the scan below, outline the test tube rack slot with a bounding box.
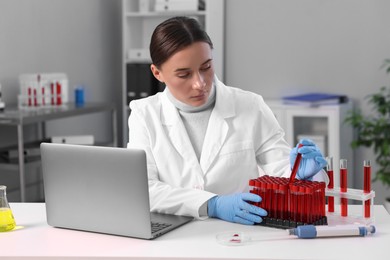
[249,176,327,229]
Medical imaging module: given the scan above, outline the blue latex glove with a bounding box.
[207,193,267,225]
[290,138,327,180]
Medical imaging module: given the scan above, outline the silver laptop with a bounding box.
[40,143,193,239]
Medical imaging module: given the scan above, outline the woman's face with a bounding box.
[151,42,214,107]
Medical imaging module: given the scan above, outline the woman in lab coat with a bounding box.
[128,16,328,225]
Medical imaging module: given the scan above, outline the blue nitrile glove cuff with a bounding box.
[207,193,268,225]
[290,139,327,180]
[207,196,218,217]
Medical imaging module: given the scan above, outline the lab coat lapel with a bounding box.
[161,91,203,173]
[200,81,235,174]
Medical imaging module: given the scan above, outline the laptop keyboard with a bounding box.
[151,222,172,233]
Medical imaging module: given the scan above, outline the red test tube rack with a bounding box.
[18,73,68,109]
[249,176,327,229]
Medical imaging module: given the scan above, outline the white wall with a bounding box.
[0,0,122,146]
[224,0,390,205]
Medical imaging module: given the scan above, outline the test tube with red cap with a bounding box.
[340,159,348,217]
[364,160,371,218]
[326,157,335,212]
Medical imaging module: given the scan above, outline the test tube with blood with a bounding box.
[266,182,273,217]
[278,183,287,220]
[326,157,335,212]
[313,182,320,222]
[260,180,267,209]
[253,179,261,207]
[298,185,306,223]
[289,184,298,223]
[28,87,32,106]
[255,179,264,208]
[51,82,55,105]
[41,86,45,106]
[305,185,312,223]
[249,179,256,199]
[33,88,38,106]
[283,181,289,220]
[320,182,326,218]
[340,159,348,217]
[56,82,62,105]
[249,179,260,207]
[272,183,279,219]
[364,160,371,218]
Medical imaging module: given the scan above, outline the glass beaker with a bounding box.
[0,185,16,232]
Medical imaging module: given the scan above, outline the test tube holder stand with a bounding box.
[325,188,375,225]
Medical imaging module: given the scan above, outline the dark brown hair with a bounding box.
[150,16,213,68]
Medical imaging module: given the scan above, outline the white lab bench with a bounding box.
[1,203,389,260]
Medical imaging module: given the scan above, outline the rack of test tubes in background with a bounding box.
[248,158,375,229]
[325,157,375,225]
[18,73,69,109]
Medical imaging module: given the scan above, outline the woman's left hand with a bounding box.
[290,138,327,180]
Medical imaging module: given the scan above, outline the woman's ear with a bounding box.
[151,64,164,82]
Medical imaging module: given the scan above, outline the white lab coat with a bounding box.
[127,77,299,218]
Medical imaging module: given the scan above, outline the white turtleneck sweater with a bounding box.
[166,84,216,162]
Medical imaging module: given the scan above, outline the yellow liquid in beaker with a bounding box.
[0,208,16,232]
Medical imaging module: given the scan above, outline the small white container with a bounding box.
[127,49,151,62]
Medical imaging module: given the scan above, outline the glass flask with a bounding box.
[0,185,16,232]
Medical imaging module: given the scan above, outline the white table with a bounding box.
[1,203,390,260]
